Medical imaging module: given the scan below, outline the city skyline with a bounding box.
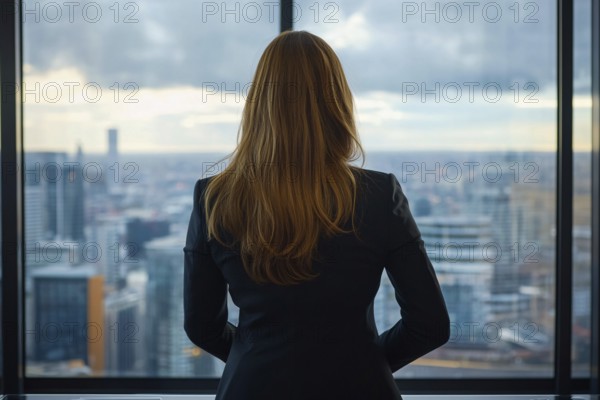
[21,135,592,378]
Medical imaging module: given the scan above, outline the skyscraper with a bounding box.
[108,128,118,161]
[106,128,120,196]
[88,214,127,291]
[63,144,85,242]
[31,264,105,374]
[25,150,86,250]
[416,215,494,347]
[144,234,217,376]
[105,288,145,376]
[24,152,67,242]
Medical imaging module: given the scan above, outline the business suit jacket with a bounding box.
[183,168,450,400]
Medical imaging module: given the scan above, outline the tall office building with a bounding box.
[473,186,525,320]
[105,288,145,376]
[417,215,494,347]
[25,151,87,257]
[125,215,170,259]
[88,214,127,291]
[108,128,118,161]
[106,128,120,196]
[63,144,86,242]
[145,234,217,376]
[467,192,545,323]
[25,182,44,249]
[30,264,105,374]
[24,152,67,243]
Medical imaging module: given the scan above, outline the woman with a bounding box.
[183,30,450,400]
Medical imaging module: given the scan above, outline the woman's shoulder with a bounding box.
[350,166,391,190]
[351,166,388,178]
[195,174,219,192]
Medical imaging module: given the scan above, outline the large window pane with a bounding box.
[572,0,592,378]
[296,0,556,377]
[23,0,277,377]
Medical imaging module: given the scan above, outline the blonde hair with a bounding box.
[204,30,367,286]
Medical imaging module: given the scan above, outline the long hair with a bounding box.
[204,30,367,286]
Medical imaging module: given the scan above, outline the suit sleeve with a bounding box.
[183,178,236,363]
[376,173,451,373]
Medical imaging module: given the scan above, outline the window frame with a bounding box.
[1,0,598,395]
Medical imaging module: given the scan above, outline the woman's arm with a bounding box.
[376,173,451,373]
[183,178,236,363]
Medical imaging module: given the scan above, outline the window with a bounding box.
[297,0,557,378]
[0,0,597,395]
[572,0,592,379]
[22,0,276,377]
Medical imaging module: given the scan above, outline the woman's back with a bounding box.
[184,167,450,400]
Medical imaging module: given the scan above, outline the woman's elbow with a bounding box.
[419,310,451,350]
[439,315,451,346]
[184,319,221,350]
[184,320,199,345]
[431,312,451,348]
[184,320,208,348]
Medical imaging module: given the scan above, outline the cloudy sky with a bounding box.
[22,0,592,154]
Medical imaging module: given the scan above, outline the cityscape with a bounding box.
[22,128,592,379]
[1,0,591,396]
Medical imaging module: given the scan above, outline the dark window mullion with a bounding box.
[281,0,293,32]
[1,0,25,395]
[556,0,574,396]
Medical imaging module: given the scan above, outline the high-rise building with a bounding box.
[25,183,44,249]
[30,264,105,374]
[483,187,522,316]
[108,128,118,161]
[125,215,170,259]
[88,214,127,291]
[106,128,120,196]
[63,144,86,242]
[416,215,494,347]
[105,288,145,376]
[24,152,67,243]
[25,150,87,256]
[144,234,217,376]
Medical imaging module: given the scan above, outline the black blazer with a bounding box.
[183,168,450,400]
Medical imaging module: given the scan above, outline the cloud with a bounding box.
[23,64,562,154]
[313,11,372,50]
[23,0,576,92]
[21,0,592,153]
